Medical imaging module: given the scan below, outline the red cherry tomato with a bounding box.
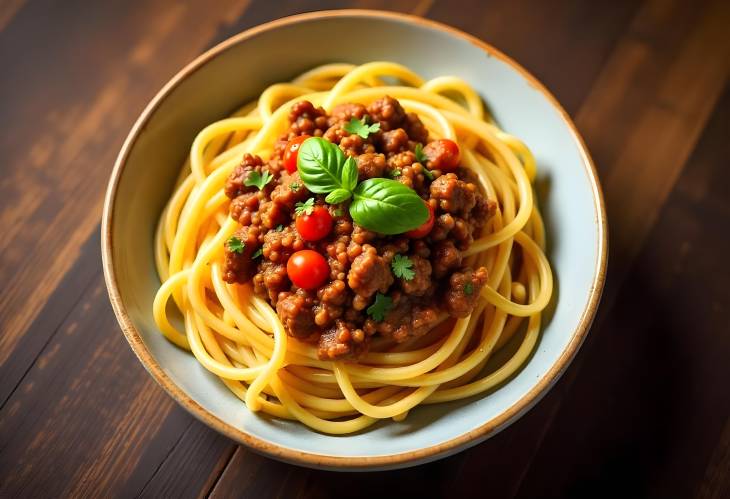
[406,201,435,238]
[287,250,329,290]
[283,135,311,173]
[296,206,333,241]
[423,138,460,172]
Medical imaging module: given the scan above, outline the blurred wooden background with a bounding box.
[1,0,729,497]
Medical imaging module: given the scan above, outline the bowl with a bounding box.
[102,9,607,471]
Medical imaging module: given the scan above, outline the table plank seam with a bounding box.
[134,418,196,499]
[0,268,102,412]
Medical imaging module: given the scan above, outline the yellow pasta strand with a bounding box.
[152,62,553,434]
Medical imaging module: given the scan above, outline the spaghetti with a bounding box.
[153,62,552,434]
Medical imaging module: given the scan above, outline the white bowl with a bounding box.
[102,10,607,470]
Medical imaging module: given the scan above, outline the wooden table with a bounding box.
[1,0,729,497]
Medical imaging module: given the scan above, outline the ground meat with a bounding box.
[367,95,406,131]
[256,199,288,229]
[472,196,497,229]
[348,245,394,309]
[351,225,377,245]
[318,320,368,360]
[379,238,410,263]
[380,128,409,154]
[450,217,474,249]
[444,267,489,317]
[430,213,455,241]
[253,260,289,303]
[329,102,368,125]
[288,100,328,138]
[392,161,430,194]
[313,279,348,326]
[404,112,429,144]
[340,133,375,157]
[365,295,438,343]
[356,153,386,180]
[263,223,305,263]
[276,290,316,339]
[432,240,462,278]
[222,225,261,283]
[224,154,265,199]
[230,191,259,225]
[223,96,497,358]
[387,150,416,170]
[399,255,432,296]
[270,171,310,209]
[430,173,477,216]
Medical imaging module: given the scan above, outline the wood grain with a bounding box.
[0,0,728,497]
[0,0,251,368]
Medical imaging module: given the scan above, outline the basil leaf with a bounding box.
[325,189,352,204]
[350,179,429,235]
[296,137,347,194]
[341,156,358,191]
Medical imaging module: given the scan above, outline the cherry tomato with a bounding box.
[287,250,329,290]
[423,139,460,172]
[296,206,333,241]
[283,135,311,173]
[405,201,435,238]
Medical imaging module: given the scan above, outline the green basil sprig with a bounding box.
[297,138,356,194]
[350,179,428,235]
[297,137,428,234]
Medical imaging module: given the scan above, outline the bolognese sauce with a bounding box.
[222,96,495,361]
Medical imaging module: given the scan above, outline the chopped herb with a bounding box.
[333,208,344,217]
[251,247,263,259]
[244,170,273,190]
[227,236,245,254]
[275,224,284,232]
[414,143,428,163]
[389,168,402,178]
[464,282,474,296]
[290,182,300,192]
[415,144,434,180]
[294,197,315,216]
[367,293,393,322]
[344,117,381,139]
[391,254,415,280]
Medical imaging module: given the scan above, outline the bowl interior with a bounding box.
[107,12,603,468]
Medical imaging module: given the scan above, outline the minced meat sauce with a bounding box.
[222,96,495,360]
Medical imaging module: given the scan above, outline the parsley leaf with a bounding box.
[244,170,273,190]
[275,224,284,232]
[290,182,300,192]
[421,166,435,181]
[414,143,428,163]
[294,197,315,216]
[415,144,435,180]
[391,254,415,280]
[227,236,245,254]
[367,293,393,322]
[344,117,380,139]
[463,282,474,296]
[389,168,402,178]
[251,247,263,259]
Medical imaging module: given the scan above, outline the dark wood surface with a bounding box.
[1,1,729,497]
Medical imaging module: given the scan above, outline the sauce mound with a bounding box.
[222,96,495,361]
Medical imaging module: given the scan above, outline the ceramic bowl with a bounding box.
[102,10,607,471]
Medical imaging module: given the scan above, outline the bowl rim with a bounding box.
[101,8,608,470]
